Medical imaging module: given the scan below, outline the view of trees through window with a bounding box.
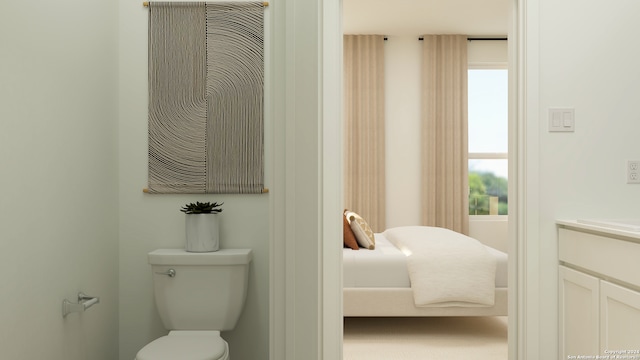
[468,68,508,215]
[469,167,508,215]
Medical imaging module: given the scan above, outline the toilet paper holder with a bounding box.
[62,292,100,318]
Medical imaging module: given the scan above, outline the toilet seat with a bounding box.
[135,331,228,360]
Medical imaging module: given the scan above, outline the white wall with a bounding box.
[534,1,640,358]
[384,36,422,228]
[0,1,119,359]
[468,40,509,67]
[117,2,270,360]
[469,216,508,253]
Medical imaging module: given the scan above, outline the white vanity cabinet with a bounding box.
[600,281,640,351]
[558,221,640,359]
[559,265,600,357]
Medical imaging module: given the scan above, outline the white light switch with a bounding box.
[549,108,575,132]
[563,112,572,127]
[552,112,562,127]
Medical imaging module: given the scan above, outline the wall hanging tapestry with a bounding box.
[147,1,264,194]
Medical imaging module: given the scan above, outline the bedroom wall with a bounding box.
[385,36,422,228]
[534,1,640,358]
[384,36,508,251]
[117,1,270,360]
[0,0,119,359]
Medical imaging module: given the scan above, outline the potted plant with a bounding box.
[180,201,223,252]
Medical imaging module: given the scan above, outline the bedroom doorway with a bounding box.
[341,0,515,359]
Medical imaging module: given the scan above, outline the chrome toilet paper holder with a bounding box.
[62,292,100,318]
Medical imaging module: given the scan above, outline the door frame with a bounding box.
[269,0,542,359]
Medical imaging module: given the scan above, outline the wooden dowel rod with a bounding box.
[143,1,268,7]
[142,187,269,193]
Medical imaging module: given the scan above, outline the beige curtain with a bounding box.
[343,35,386,232]
[421,35,469,234]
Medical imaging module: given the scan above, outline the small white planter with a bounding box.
[185,214,220,252]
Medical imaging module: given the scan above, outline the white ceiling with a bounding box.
[343,0,510,37]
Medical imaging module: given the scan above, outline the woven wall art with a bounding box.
[147,1,264,194]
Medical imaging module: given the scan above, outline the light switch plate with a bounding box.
[549,108,575,132]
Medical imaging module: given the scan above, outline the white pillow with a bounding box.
[345,211,375,250]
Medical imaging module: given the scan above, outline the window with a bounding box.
[468,68,508,215]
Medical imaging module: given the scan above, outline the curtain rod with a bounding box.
[417,37,507,41]
[468,37,507,41]
[143,1,269,6]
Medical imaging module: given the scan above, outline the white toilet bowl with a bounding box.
[136,248,251,360]
[135,331,229,360]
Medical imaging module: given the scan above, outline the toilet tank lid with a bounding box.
[148,249,252,265]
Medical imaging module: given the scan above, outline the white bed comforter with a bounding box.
[383,226,497,307]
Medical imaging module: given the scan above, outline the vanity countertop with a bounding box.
[557,219,640,242]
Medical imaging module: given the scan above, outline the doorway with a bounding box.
[267,0,531,359]
[340,0,516,359]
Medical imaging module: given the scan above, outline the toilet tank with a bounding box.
[148,249,252,331]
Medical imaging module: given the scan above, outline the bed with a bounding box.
[343,225,508,317]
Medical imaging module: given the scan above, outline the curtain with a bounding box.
[421,35,469,234]
[343,35,386,232]
[147,2,264,194]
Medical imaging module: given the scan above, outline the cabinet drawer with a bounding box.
[559,228,640,288]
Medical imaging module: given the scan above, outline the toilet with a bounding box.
[135,248,252,360]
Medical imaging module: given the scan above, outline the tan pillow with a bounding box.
[343,211,359,250]
[345,211,375,250]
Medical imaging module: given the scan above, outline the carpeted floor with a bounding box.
[343,316,508,360]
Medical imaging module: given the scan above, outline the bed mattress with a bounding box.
[343,233,508,288]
